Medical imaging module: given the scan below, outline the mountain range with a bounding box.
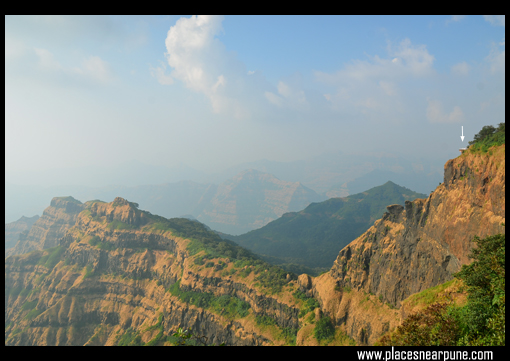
[6,151,443,224]
[4,144,505,345]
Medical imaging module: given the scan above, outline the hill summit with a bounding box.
[228,181,426,270]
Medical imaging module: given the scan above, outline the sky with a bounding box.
[5,15,505,179]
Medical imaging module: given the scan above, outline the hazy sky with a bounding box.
[5,15,505,176]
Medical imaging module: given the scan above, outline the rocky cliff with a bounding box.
[5,215,39,250]
[6,197,85,257]
[5,197,313,346]
[307,145,505,344]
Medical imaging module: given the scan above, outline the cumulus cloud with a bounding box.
[483,15,505,27]
[162,15,261,119]
[426,99,464,123]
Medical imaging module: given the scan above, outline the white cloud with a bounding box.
[483,15,505,27]
[485,39,505,74]
[163,15,254,118]
[426,99,464,123]
[451,61,470,76]
[314,38,433,121]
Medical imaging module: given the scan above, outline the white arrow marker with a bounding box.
[460,126,465,142]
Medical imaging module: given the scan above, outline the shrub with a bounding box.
[314,316,335,342]
[378,233,505,346]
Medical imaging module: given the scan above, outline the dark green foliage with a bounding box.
[281,327,298,345]
[229,181,426,269]
[255,315,276,326]
[378,233,505,346]
[468,123,505,153]
[454,233,505,345]
[314,316,335,342]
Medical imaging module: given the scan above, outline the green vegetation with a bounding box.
[168,280,250,319]
[117,327,144,346]
[107,219,137,231]
[255,315,276,326]
[378,233,505,346]
[294,290,320,317]
[150,216,293,293]
[89,235,116,250]
[314,316,335,342]
[468,123,505,153]
[36,246,65,270]
[84,263,95,279]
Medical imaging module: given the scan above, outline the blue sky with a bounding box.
[5,15,505,178]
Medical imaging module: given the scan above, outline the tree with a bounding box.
[454,233,505,345]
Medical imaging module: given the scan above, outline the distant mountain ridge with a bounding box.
[5,215,39,250]
[228,181,427,270]
[194,169,324,235]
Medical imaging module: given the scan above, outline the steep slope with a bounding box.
[6,197,85,257]
[5,215,39,250]
[229,181,426,269]
[4,197,314,346]
[195,169,324,235]
[306,144,505,344]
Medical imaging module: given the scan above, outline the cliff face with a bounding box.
[5,215,39,250]
[5,197,305,346]
[311,145,505,344]
[6,197,84,257]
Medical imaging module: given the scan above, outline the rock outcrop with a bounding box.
[6,197,84,257]
[313,145,505,344]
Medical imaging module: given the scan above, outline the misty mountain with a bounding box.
[213,151,443,196]
[193,169,324,235]
[6,170,323,236]
[227,181,427,269]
